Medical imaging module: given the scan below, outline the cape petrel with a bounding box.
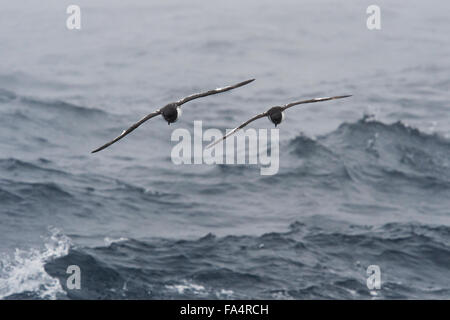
[91,79,255,153]
[206,95,351,149]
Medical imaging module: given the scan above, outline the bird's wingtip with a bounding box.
[205,140,219,149]
[333,94,352,100]
[241,78,255,85]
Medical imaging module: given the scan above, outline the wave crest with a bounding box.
[0,228,71,299]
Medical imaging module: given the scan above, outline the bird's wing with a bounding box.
[176,79,255,106]
[205,112,267,149]
[91,110,161,153]
[281,95,352,111]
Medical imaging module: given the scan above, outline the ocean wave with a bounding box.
[0,158,67,176]
[0,88,17,102]
[42,221,450,299]
[21,97,106,117]
[0,188,23,203]
[284,117,450,190]
[0,87,106,117]
[0,228,71,300]
[4,181,73,200]
[289,116,450,158]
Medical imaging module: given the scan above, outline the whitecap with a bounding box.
[0,227,71,300]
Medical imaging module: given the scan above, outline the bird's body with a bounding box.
[267,106,284,126]
[161,103,181,124]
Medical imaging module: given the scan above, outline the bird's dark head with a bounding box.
[161,103,182,125]
[267,106,285,127]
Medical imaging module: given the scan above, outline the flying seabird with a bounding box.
[206,95,352,149]
[91,79,255,153]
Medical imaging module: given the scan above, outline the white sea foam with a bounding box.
[0,227,71,300]
[104,237,129,246]
[216,288,234,298]
[166,280,236,298]
[165,280,207,296]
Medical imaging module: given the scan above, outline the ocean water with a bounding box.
[0,0,449,299]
